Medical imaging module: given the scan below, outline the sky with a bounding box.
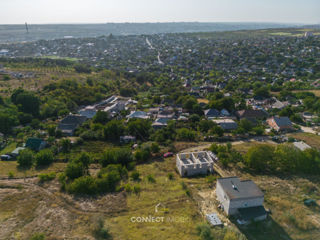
[1,0,319,24]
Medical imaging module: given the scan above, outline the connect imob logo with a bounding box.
[130,202,190,224]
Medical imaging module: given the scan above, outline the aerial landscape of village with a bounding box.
[0,1,320,240]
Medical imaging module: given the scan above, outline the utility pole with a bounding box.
[25,22,29,34]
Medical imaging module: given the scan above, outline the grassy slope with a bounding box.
[107,157,203,240]
[289,132,320,149]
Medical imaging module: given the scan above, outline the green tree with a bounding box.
[93,111,110,124]
[245,145,275,172]
[127,119,151,140]
[0,112,19,134]
[60,138,71,153]
[100,148,133,167]
[35,149,54,167]
[104,120,124,141]
[17,149,34,168]
[15,91,40,116]
[68,176,97,195]
[209,126,224,137]
[176,128,196,141]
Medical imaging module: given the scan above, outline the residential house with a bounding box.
[267,116,293,131]
[220,109,230,117]
[120,136,136,144]
[11,147,26,157]
[302,112,317,124]
[213,119,238,131]
[204,109,220,119]
[126,111,149,120]
[79,106,97,119]
[236,109,268,122]
[152,118,170,129]
[104,101,126,117]
[216,177,267,222]
[25,138,47,151]
[58,115,87,136]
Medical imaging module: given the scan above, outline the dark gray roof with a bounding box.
[217,177,264,200]
[204,109,220,117]
[236,109,268,119]
[272,116,292,127]
[60,115,87,125]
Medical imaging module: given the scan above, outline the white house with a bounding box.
[216,177,267,222]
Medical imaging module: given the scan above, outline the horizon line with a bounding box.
[0,21,317,26]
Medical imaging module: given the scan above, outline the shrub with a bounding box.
[151,142,160,153]
[181,181,187,190]
[96,171,121,193]
[60,138,71,153]
[167,173,174,180]
[92,217,111,240]
[100,148,133,167]
[130,171,140,181]
[176,128,196,141]
[8,171,14,179]
[224,231,238,240]
[35,149,54,167]
[133,185,141,194]
[146,174,156,183]
[196,223,213,240]
[67,176,98,195]
[17,149,34,168]
[134,148,151,163]
[65,161,86,180]
[206,175,216,185]
[124,183,133,193]
[30,233,45,240]
[38,172,56,183]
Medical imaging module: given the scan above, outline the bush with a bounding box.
[181,181,187,190]
[92,217,111,240]
[60,138,71,153]
[206,175,216,185]
[35,149,54,167]
[17,149,34,168]
[74,64,92,74]
[134,148,151,163]
[131,171,140,181]
[151,142,160,153]
[123,183,133,193]
[38,172,56,183]
[8,171,14,179]
[146,174,156,183]
[96,170,121,193]
[196,223,213,240]
[133,184,141,194]
[65,161,86,180]
[224,231,238,240]
[100,148,133,167]
[167,173,174,180]
[30,233,45,240]
[67,176,98,195]
[176,128,196,141]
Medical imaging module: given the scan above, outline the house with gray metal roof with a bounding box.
[267,116,293,131]
[216,177,267,222]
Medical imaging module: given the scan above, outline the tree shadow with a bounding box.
[234,217,292,240]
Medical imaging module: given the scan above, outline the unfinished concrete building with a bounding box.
[176,151,217,177]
